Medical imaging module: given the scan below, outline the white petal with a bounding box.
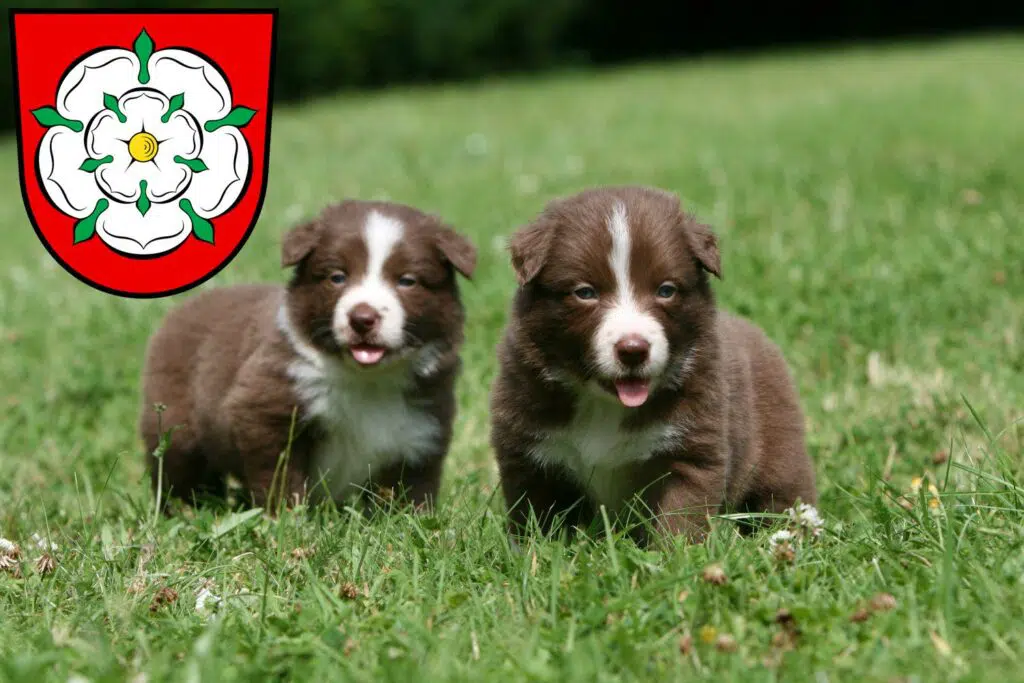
[147,49,232,125]
[147,152,191,204]
[95,201,190,256]
[152,111,203,160]
[119,89,168,131]
[187,127,250,218]
[56,49,141,121]
[38,127,102,218]
[96,153,147,204]
[85,110,133,160]
[96,148,191,206]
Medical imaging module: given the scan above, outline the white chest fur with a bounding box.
[528,390,682,511]
[278,308,441,502]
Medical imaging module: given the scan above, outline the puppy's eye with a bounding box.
[397,274,417,288]
[573,285,598,301]
[329,271,347,285]
[656,282,678,299]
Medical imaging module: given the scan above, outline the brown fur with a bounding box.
[490,186,816,543]
[139,199,476,511]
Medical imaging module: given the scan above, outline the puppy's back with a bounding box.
[718,312,816,508]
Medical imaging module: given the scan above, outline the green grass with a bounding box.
[2,36,1024,682]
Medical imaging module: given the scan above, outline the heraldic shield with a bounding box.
[10,10,277,297]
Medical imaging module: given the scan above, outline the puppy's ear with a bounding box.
[435,227,477,280]
[281,220,320,268]
[508,217,556,285]
[686,219,722,279]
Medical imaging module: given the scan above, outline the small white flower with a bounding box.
[31,533,59,551]
[195,587,222,613]
[0,538,17,555]
[787,503,824,537]
[767,529,794,550]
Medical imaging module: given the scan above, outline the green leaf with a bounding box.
[173,155,208,173]
[180,198,214,243]
[103,93,126,123]
[79,155,113,172]
[204,106,257,132]
[210,508,264,539]
[31,107,83,132]
[161,93,185,123]
[73,198,108,244]
[136,180,151,216]
[134,29,154,83]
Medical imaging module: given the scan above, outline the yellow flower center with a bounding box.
[128,132,159,162]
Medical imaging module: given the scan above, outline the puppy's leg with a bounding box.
[737,454,818,528]
[498,455,592,538]
[141,405,224,508]
[640,458,728,545]
[224,402,310,512]
[365,455,445,513]
[237,432,310,512]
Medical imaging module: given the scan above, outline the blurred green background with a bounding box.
[3,0,1021,132]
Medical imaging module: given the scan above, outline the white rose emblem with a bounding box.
[31,30,255,256]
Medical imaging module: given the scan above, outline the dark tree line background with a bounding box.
[2,0,1023,133]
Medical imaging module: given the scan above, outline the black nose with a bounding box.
[615,335,650,367]
[349,304,381,335]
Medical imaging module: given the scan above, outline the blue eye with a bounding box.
[656,283,677,299]
[329,271,347,285]
[398,275,417,288]
[573,285,598,301]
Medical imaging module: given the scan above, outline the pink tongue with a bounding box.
[614,379,650,407]
[351,346,386,365]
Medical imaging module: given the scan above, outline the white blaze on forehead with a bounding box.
[333,210,406,347]
[593,201,669,377]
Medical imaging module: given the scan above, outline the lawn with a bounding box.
[2,36,1023,682]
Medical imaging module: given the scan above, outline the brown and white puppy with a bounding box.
[490,186,815,543]
[139,199,476,510]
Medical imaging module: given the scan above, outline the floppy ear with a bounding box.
[508,217,556,286]
[435,227,477,280]
[281,220,320,268]
[686,219,722,279]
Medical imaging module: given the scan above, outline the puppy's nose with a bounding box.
[615,335,650,367]
[349,304,381,335]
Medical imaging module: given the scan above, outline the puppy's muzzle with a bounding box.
[349,303,382,336]
[615,334,650,368]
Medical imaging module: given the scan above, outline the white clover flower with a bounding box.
[32,29,254,256]
[767,529,795,551]
[195,586,222,613]
[787,503,824,537]
[0,537,18,555]
[31,532,59,551]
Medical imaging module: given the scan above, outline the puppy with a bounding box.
[490,186,815,543]
[139,199,477,510]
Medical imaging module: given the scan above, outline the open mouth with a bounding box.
[349,344,389,366]
[600,377,652,408]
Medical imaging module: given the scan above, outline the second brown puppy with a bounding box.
[140,199,476,510]
[490,186,816,543]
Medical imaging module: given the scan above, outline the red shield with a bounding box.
[11,10,277,297]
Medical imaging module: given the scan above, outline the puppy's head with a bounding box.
[281,200,476,371]
[508,186,720,407]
